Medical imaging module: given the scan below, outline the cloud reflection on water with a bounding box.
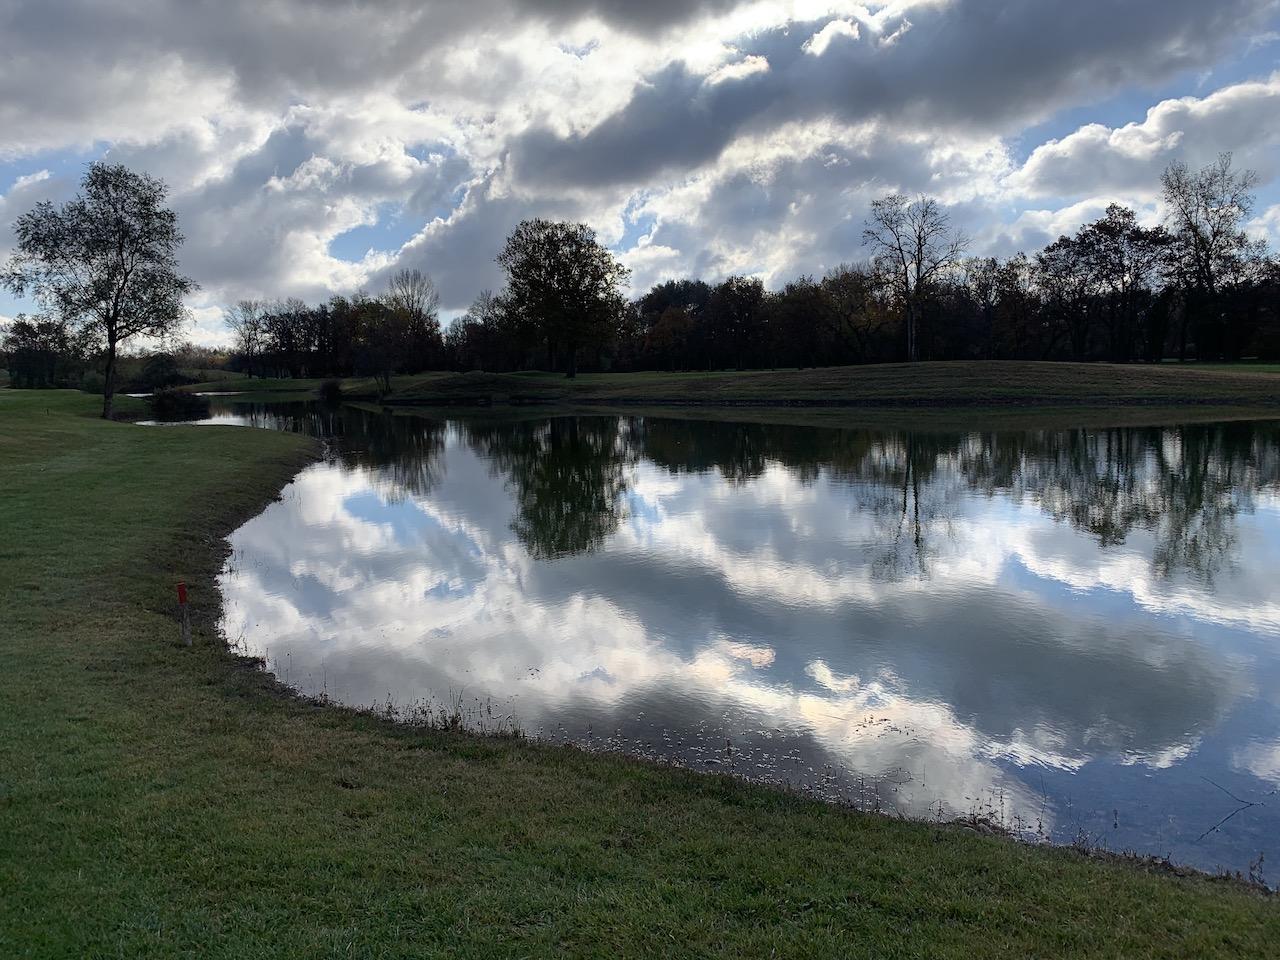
[219,411,1280,871]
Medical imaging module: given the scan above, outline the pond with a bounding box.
[204,399,1280,879]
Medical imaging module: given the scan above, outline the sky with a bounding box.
[2,0,1280,346]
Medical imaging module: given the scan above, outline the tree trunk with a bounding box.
[906,304,917,362]
[565,343,578,379]
[1179,300,1190,362]
[102,337,118,420]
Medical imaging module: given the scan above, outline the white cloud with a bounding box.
[1249,202,1280,246]
[0,0,1277,336]
[1234,739,1280,784]
[803,18,859,56]
[1010,73,1280,199]
[705,53,771,85]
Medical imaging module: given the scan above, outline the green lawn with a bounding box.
[189,360,1280,411]
[1185,362,1280,375]
[0,389,1275,958]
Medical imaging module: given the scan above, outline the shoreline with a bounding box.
[156,390,1280,891]
[2,388,1276,957]
[182,360,1280,431]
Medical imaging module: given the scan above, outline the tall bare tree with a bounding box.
[383,268,442,369]
[863,194,968,362]
[225,299,265,378]
[1161,153,1258,358]
[2,163,196,417]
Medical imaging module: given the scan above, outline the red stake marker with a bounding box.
[177,581,188,605]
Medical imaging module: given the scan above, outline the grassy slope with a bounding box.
[1,390,1275,958]
[188,360,1280,413]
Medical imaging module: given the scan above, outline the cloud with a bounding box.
[1248,202,1280,246]
[1,0,1278,333]
[1011,73,1280,198]
[803,18,860,56]
[507,1,1278,191]
[0,166,79,267]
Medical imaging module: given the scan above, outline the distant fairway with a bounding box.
[184,360,1280,430]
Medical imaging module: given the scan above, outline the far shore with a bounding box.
[182,360,1280,431]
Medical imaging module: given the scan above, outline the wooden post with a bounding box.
[177,581,191,646]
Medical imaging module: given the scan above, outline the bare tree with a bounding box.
[383,268,442,369]
[1161,154,1257,300]
[863,194,968,362]
[225,299,265,378]
[2,163,196,417]
[1161,154,1259,358]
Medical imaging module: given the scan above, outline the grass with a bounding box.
[1188,363,1280,375]
[188,360,1280,412]
[1,389,1276,958]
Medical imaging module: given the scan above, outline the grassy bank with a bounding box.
[1,390,1275,958]
[189,360,1280,414]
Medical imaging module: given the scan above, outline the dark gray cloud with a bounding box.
[1,0,732,130]
[372,186,593,309]
[3,0,1279,330]
[519,0,740,32]
[509,0,1278,190]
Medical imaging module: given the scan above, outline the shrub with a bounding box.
[148,387,211,420]
[122,353,195,393]
[319,379,344,404]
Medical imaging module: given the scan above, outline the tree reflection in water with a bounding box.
[365,413,1280,583]
[214,401,1280,878]
[465,417,636,559]
[228,402,1280,582]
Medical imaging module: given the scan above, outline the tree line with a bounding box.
[4,155,1279,416]
[234,153,1277,379]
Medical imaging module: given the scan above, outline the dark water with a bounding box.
[206,400,1280,879]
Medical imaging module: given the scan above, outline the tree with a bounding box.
[1077,205,1169,362]
[1035,235,1094,361]
[767,276,827,368]
[383,268,442,371]
[497,219,629,378]
[349,293,406,395]
[1161,153,1258,359]
[2,163,196,417]
[863,194,968,362]
[645,305,696,371]
[226,299,265,378]
[1,315,83,388]
[706,275,766,370]
[637,279,712,369]
[445,290,523,372]
[820,264,891,363]
[989,254,1046,359]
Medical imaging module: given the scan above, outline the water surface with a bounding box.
[211,400,1280,878]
